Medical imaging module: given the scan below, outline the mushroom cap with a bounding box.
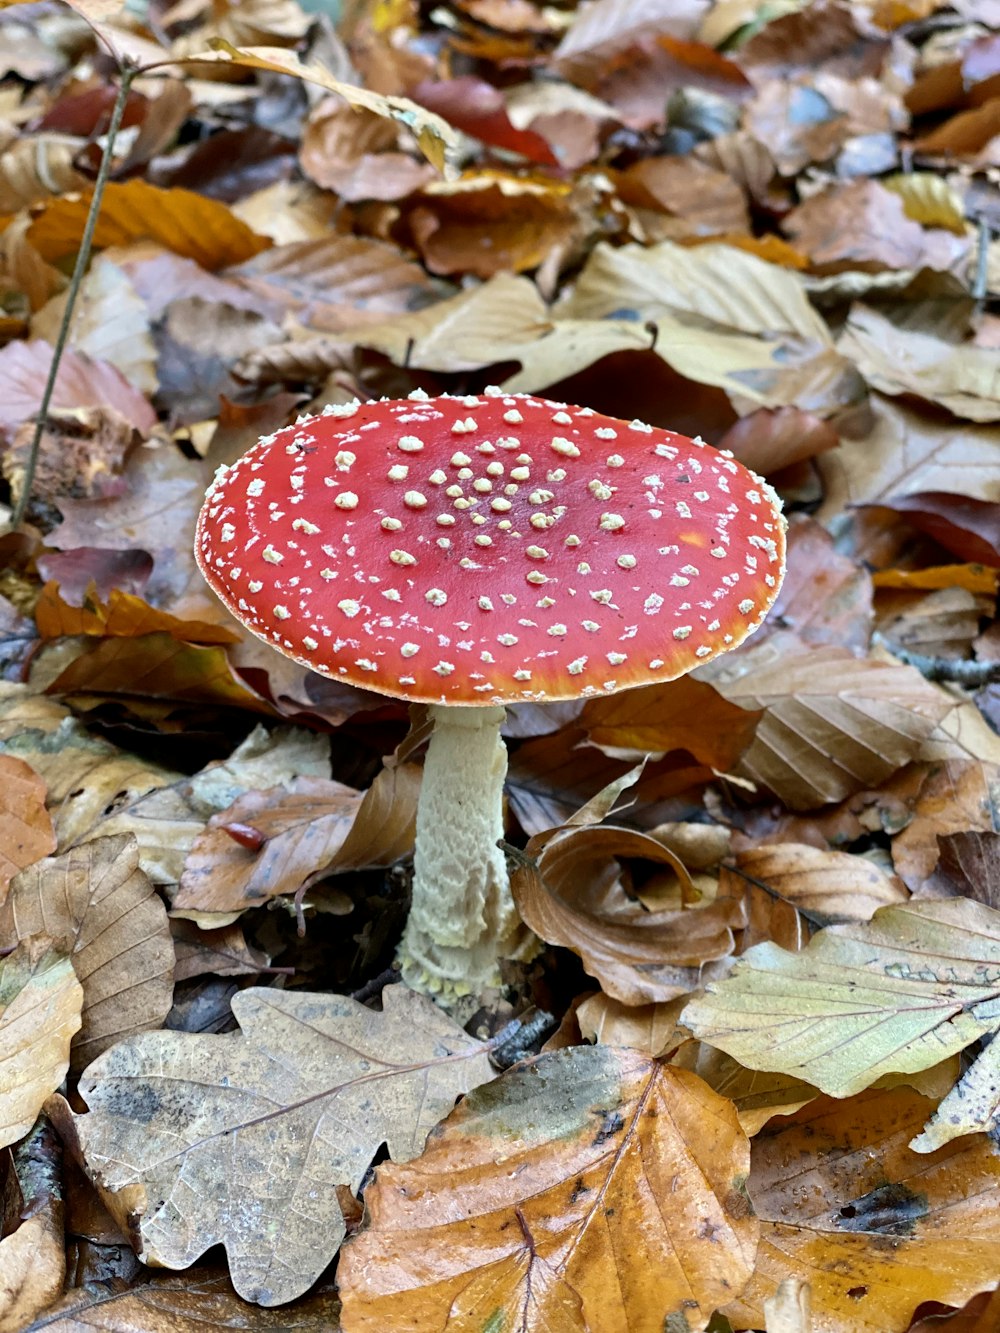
[195,390,786,705]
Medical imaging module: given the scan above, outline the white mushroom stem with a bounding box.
[398,703,521,998]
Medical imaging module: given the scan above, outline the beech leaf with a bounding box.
[0,834,174,1071]
[0,938,82,1150]
[0,753,56,899]
[338,1046,758,1333]
[70,985,493,1305]
[682,899,1000,1120]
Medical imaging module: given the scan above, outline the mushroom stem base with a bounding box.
[399,704,520,999]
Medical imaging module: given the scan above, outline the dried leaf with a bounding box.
[554,0,710,82]
[682,898,1000,1102]
[0,1119,65,1333]
[174,767,418,916]
[891,760,1000,891]
[70,985,492,1305]
[708,643,954,808]
[36,582,239,646]
[717,405,840,476]
[0,340,156,439]
[923,830,1000,908]
[0,938,82,1150]
[576,991,688,1055]
[0,754,55,900]
[724,1087,1000,1332]
[27,180,272,271]
[760,519,873,652]
[580,674,762,769]
[876,492,1000,565]
[732,843,909,923]
[883,172,967,233]
[338,1047,757,1333]
[512,824,744,1003]
[839,305,1000,422]
[0,834,174,1071]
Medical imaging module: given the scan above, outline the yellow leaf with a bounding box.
[883,172,967,234]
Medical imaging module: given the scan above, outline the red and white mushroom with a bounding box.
[195,389,787,998]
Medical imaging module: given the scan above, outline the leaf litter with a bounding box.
[0,0,999,1327]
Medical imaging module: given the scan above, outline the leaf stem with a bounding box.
[11,59,138,529]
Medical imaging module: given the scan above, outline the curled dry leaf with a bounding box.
[708,643,955,808]
[0,1118,65,1333]
[0,938,82,1150]
[923,830,1000,908]
[0,753,55,899]
[338,1046,758,1333]
[512,824,745,1003]
[875,492,1000,565]
[35,582,239,646]
[174,767,419,917]
[731,843,909,924]
[891,760,1000,890]
[724,1087,1000,1332]
[682,898,1000,1118]
[69,985,493,1305]
[0,834,174,1071]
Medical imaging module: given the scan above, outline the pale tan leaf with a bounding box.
[555,240,861,413]
[0,1119,65,1333]
[911,1036,1000,1153]
[839,305,1000,422]
[0,135,89,211]
[70,985,492,1305]
[682,899,1000,1099]
[512,824,744,1003]
[0,938,82,1150]
[576,992,688,1055]
[677,1042,818,1136]
[0,834,174,1070]
[764,1278,811,1333]
[817,396,1000,520]
[892,760,1000,890]
[338,1047,757,1333]
[0,754,55,902]
[554,0,710,80]
[733,843,909,923]
[0,340,157,439]
[707,642,955,808]
[31,254,158,395]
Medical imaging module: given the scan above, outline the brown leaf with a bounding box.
[708,642,955,808]
[0,1119,65,1333]
[27,180,272,271]
[878,585,989,660]
[580,674,762,769]
[0,340,156,441]
[512,824,744,1003]
[724,1087,1000,1332]
[553,0,710,83]
[0,834,174,1071]
[301,97,435,201]
[0,755,55,901]
[70,985,493,1304]
[174,768,418,916]
[817,396,1000,520]
[922,830,1000,907]
[717,406,840,476]
[35,548,153,604]
[876,492,1000,565]
[411,76,561,166]
[36,582,239,646]
[338,1047,758,1333]
[732,843,909,924]
[891,760,1000,891]
[171,919,269,982]
[783,180,968,272]
[27,1269,344,1331]
[615,155,750,238]
[760,518,874,653]
[576,991,688,1055]
[0,938,82,1150]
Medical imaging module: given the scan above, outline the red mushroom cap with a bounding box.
[195,390,786,704]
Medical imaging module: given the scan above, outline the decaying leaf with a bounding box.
[682,898,1000,1132]
[707,643,955,808]
[730,843,909,923]
[0,1118,66,1333]
[724,1087,1000,1332]
[0,753,55,899]
[512,824,745,1003]
[0,834,174,1070]
[338,1046,758,1333]
[69,985,493,1304]
[0,938,82,1150]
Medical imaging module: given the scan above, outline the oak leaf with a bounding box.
[69,985,493,1305]
[0,834,174,1071]
[0,938,82,1150]
[338,1045,758,1333]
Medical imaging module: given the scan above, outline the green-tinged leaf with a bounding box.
[682,899,1000,1100]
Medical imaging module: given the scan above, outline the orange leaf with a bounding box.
[339,1047,758,1332]
[35,583,240,646]
[0,754,56,902]
[28,180,271,271]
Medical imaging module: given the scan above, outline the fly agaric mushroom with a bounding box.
[195,390,786,999]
